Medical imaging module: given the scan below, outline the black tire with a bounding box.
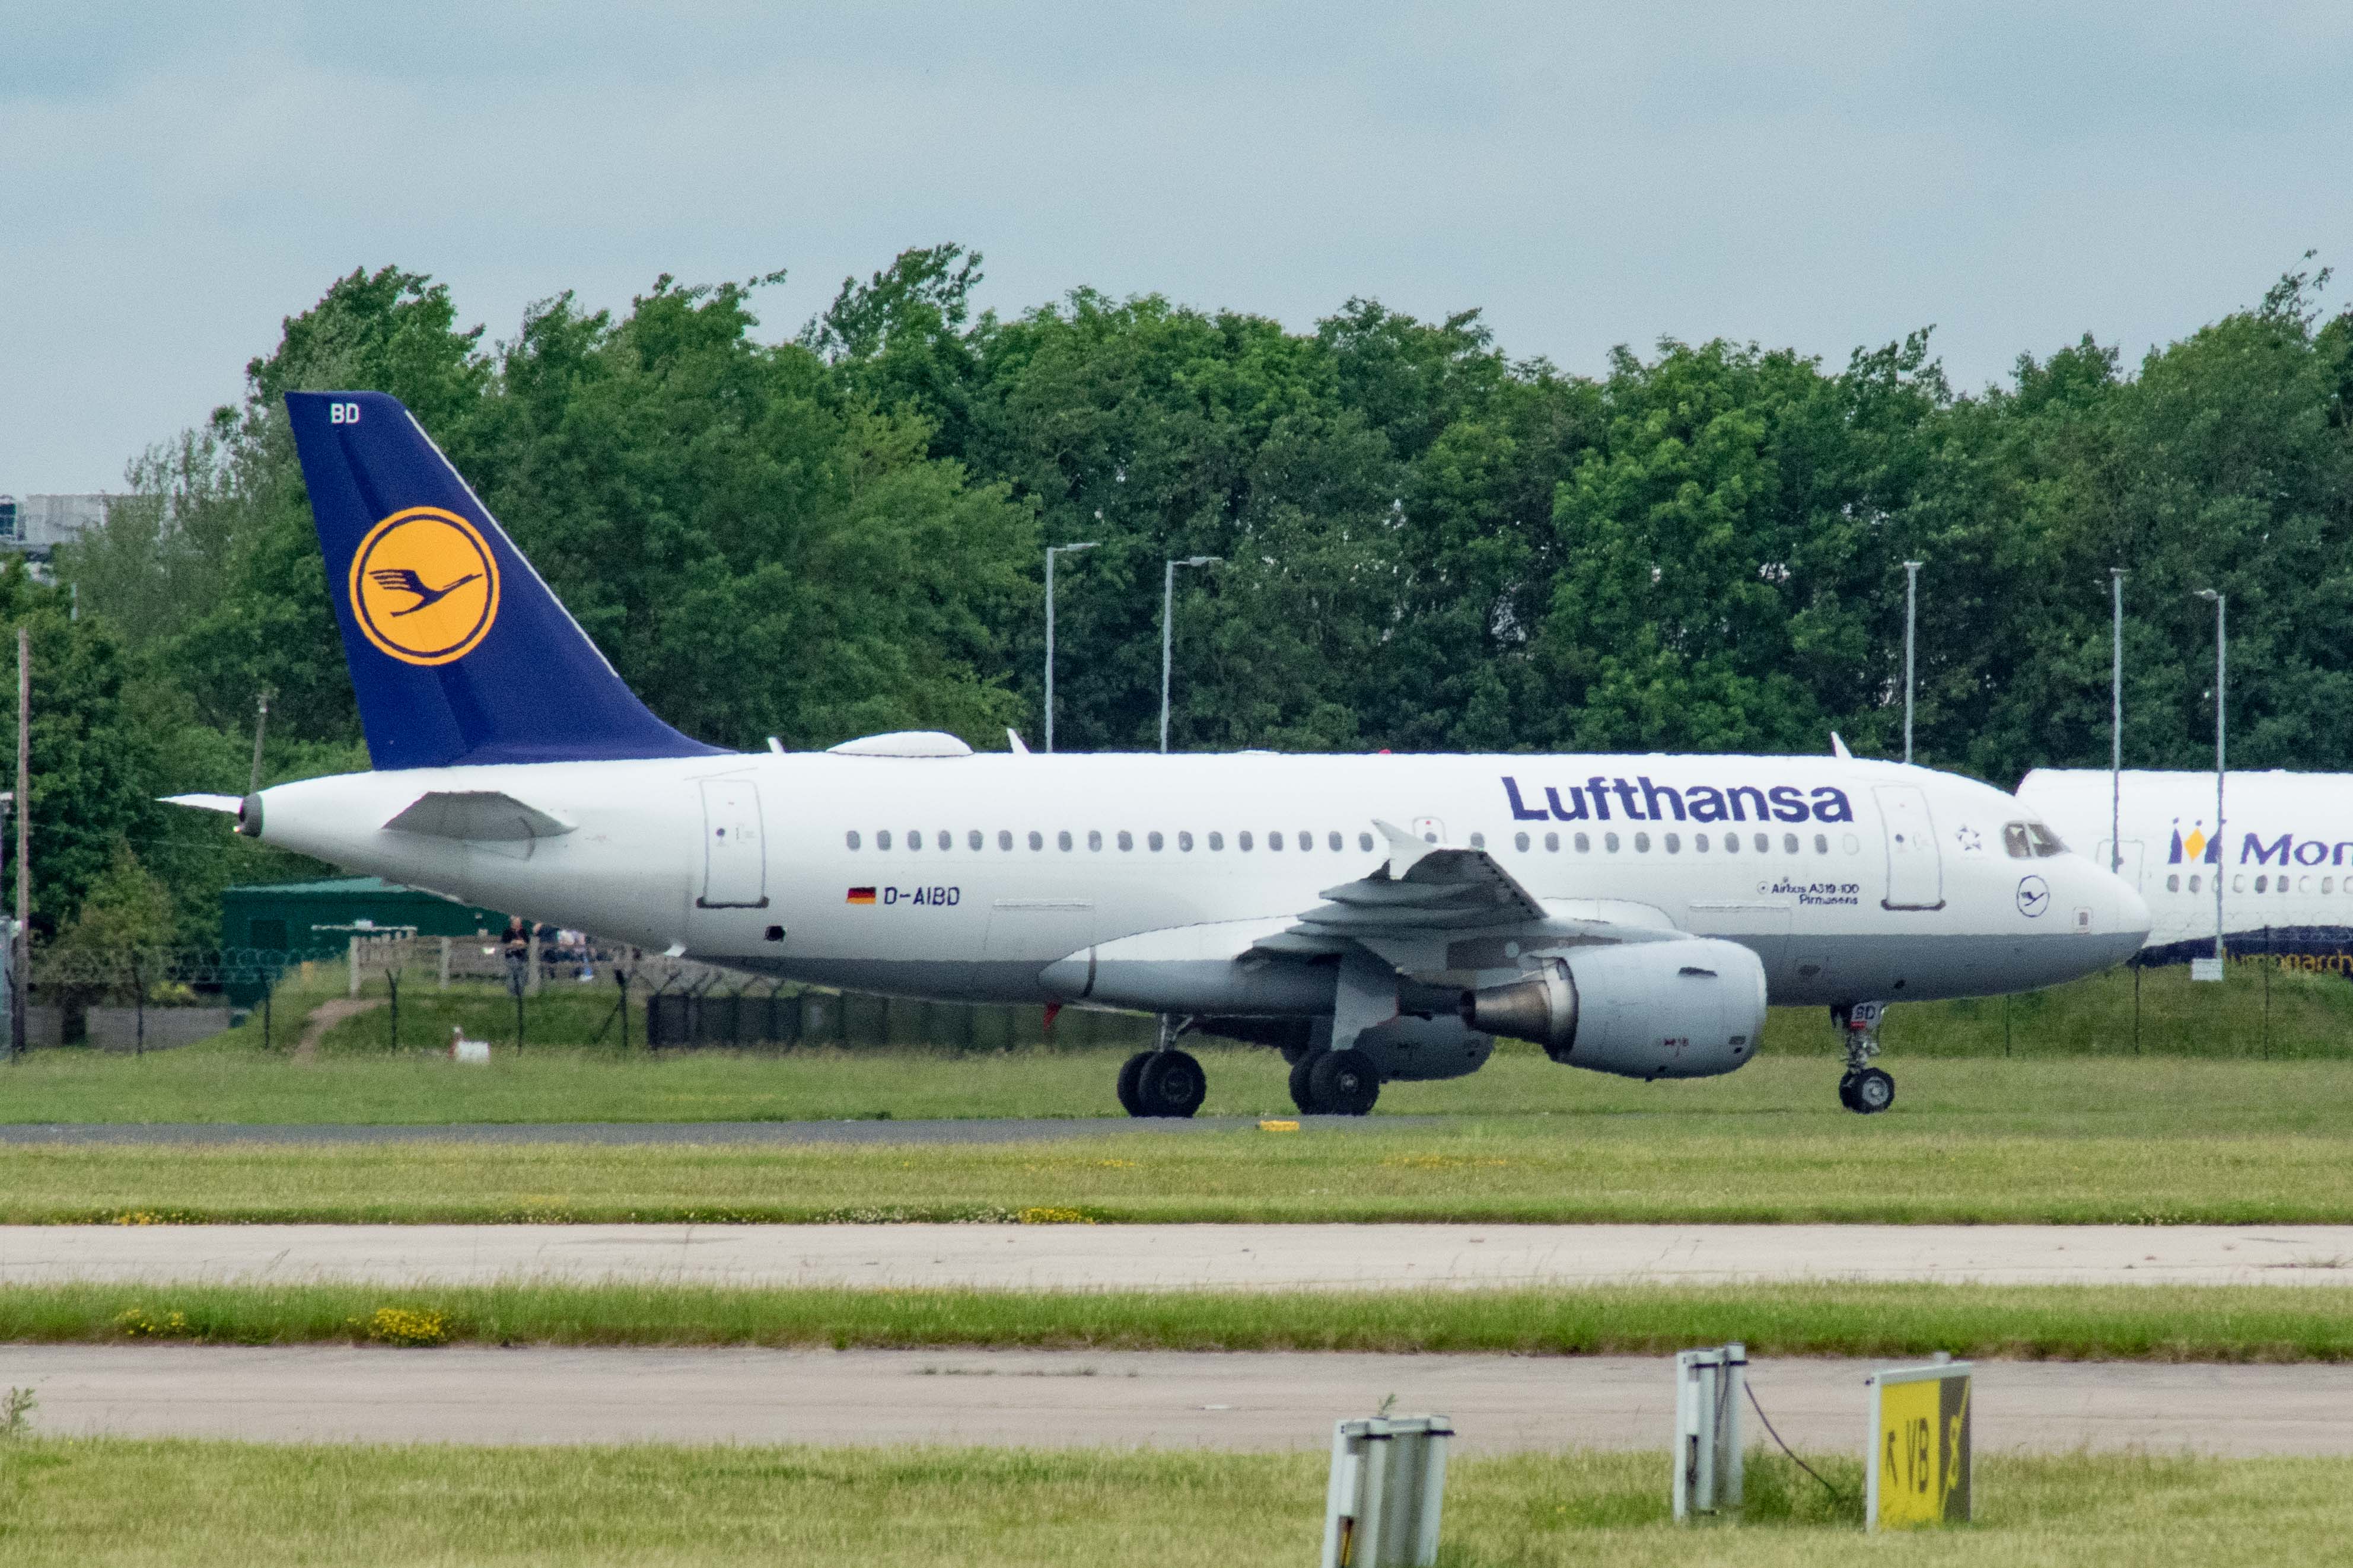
[1116,1051,1153,1117]
[1836,1072,1861,1112]
[1306,1048,1380,1117]
[1136,1050,1208,1118]
[1849,1067,1895,1115]
[1288,1053,1320,1114]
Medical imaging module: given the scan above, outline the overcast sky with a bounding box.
[5,1,2351,492]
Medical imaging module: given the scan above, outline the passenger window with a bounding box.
[1298,830,1313,850]
[2327,877,2337,895]
[906,828,921,852]
[1029,830,1044,850]
[846,831,861,850]
[1088,830,1104,851]
[1694,833,1709,852]
[1574,833,1591,853]
[1058,830,1073,851]
[1783,833,1799,855]
[1240,831,1254,851]
[1209,831,1225,851]
[1814,834,1828,854]
[999,830,1014,850]
[1270,831,1285,850]
[1358,832,1374,852]
[967,830,982,851]
[1545,832,1559,852]
[1634,833,1650,853]
[2002,823,2032,859]
[2256,875,2268,893]
[1328,831,1343,852]
[2233,875,2245,893]
[2189,874,2201,893]
[937,830,950,850]
[1664,833,1680,853]
[1753,834,1769,853]
[1116,831,1133,851]
[1604,833,1620,853]
[1148,831,1164,852]
[1469,831,1486,849]
[1515,832,1530,852]
[2167,874,2180,892]
[1843,834,1861,854]
[1724,834,1739,853]
[1178,831,1193,851]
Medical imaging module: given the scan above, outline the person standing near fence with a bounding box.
[501,918,528,993]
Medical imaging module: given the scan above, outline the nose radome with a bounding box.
[2115,877,2152,943]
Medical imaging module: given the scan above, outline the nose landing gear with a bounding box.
[1833,1001,1895,1114]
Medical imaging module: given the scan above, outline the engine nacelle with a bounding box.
[1460,938,1766,1079]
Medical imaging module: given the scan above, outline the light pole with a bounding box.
[1042,541,1098,754]
[2196,588,2226,963]
[1160,555,1220,754]
[2110,569,2125,872]
[1901,560,1924,764]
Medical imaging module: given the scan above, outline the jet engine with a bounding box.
[1459,938,1766,1079]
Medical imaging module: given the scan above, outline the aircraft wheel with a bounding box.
[1846,1067,1895,1116]
[1288,1053,1320,1114]
[1116,1051,1153,1117]
[1306,1048,1380,1117]
[1836,1072,1860,1112]
[1136,1050,1208,1118]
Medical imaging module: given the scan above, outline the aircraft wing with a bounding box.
[381,790,575,842]
[1247,819,1679,968]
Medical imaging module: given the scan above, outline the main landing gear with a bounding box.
[1288,1047,1380,1117]
[1116,1016,1208,1119]
[1833,1001,1895,1114]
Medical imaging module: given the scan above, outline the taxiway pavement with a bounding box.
[8,1344,2346,1454]
[5,1223,2349,1289]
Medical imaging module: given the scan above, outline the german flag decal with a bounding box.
[846,887,877,905]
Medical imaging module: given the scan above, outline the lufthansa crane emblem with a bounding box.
[2015,876,2050,918]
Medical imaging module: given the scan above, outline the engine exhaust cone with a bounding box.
[1461,959,1579,1060]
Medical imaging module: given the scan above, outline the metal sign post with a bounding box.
[1865,1359,1972,1531]
[1673,1343,1746,1521]
[1322,1414,1451,1567]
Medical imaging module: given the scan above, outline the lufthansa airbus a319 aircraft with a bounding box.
[171,393,2151,1117]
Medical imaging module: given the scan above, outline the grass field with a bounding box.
[11,1280,2353,1361]
[0,1438,2339,1567]
[1,1056,2348,1222]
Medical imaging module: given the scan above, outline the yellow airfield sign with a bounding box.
[1867,1361,1972,1531]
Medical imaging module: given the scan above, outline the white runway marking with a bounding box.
[7,1345,2348,1455]
[5,1223,2351,1289]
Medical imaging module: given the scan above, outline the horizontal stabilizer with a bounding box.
[161,793,244,815]
[382,790,575,842]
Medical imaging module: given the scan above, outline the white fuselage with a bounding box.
[2018,768,2353,966]
[254,750,2147,1010]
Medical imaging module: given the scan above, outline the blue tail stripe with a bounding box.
[285,391,727,769]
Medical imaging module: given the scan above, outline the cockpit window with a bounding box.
[2003,820,2067,859]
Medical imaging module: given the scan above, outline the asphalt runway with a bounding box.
[9,1344,2347,1454]
[7,1223,2351,1289]
[0,1117,1309,1146]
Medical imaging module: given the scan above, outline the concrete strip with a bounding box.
[5,1223,2352,1290]
[5,1344,2348,1455]
[0,1117,1333,1146]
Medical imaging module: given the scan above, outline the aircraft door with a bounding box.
[1873,785,1944,911]
[696,779,768,909]
[2094,839,2146,888]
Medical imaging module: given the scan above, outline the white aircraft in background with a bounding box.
[169,393,2150,1117]
[2018,769,2353,968]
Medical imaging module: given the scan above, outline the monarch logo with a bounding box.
[349,507,501,667]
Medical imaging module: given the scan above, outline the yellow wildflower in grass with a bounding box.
[1015,1206,1094,1225]
[114,1306,193,1338]
[361,1307,451,1347]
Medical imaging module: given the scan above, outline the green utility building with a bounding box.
[219,877,515,957]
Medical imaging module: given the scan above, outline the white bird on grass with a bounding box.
[448,1025,491,1065]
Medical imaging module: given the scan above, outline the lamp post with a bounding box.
[1901,560,1924,764]
[2110,569,2125,873]
[1042,541,1098,754]
[2196,588,2226,963]
[1160,556,1221,754]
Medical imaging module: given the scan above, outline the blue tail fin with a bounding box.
[285,391,725,769]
